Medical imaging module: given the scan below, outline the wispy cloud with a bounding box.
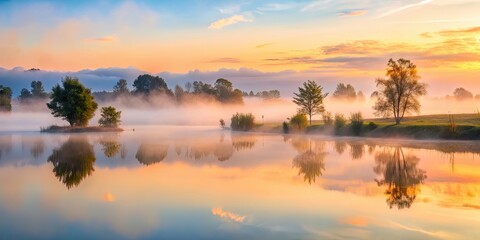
[85,35,117,42]
[377,0,434,18]
[212,207,246,223]
[208,14,253,30]
[217,4,242,15]
[256,42,276,48]
[257,3,298,11]
[438,26,480,36]
[208,57,240,63]
[339,10,368,17]
[301,0,332,12]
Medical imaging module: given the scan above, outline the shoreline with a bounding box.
[40,126,124,133]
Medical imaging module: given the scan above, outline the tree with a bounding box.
[132,74,172,95]
[184,82,192,93]
[453,87,473,100]
[372,58,427,125]
[292,80,328,125]
[98,106,121,127]
[30,81,48,98]
[174,85,185,102]
[47,77,98,127]
[113,79,130,96]
[332,83,357,100]
[18,88,33,103]
[0,85,12,112]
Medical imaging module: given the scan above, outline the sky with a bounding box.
[1,0,480,96]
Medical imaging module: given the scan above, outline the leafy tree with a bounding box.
[219,119,225,129]
[184,82,193,93]
[293,80,328,125]
[334,113,347,133]
[192,81,216,95]
[18,88,33,103]
[174,85,185,102]
[47,137,95,189]
[0,85,12,112]
[30,81,48,98]
[47,77,98,127]
[290,113,308,130]
[372,59,427,124]
[453,87,473,100]
[98,106,121,127]
[113,79,130,96]
[332,83,357,100]
[132,74,172,95]
[249,91,254,96]
[357,91,365,102]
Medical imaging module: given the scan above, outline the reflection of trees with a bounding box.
[47,137,96,189]
[30,139,44,159]
[374,147,427,209]
[290,137,327,184]
[349,143,365,160]
[334,141,347,155]
[0,136,12,161]
[214,143,234,161]
[231,133,256,151]
[98,136,122,158]
[136,144,168,165]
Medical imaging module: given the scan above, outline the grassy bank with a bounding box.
[41,125,124,133]
[255,114,480,140]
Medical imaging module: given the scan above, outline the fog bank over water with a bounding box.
[1,96,479,132]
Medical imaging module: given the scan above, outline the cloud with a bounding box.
[255,42,276,48]
[339,216,368,227]
[437,26,480,37]
[339,10,367,17]
[208,57,241,63]
[321,40,413,55]
[257,3,298,11]
[208,14,253,30]
[301,0,332,12]
[212,207,246,223]
[217,4,242,15]
[85,35,117,42]
[377,0,434,18]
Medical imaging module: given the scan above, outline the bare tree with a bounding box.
[372,59,427,124]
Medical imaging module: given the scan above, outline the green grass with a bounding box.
[256,114,480,140]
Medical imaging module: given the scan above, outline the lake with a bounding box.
[1,126,479,239]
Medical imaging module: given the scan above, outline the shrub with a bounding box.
[230,113,255,131]
[365,122,378,131]
[283,121,289,133]
[322,111,333,126]
[334,114,347,133]
[446,114,457,137]
[349,112,364,136]
[219,119,225,129]
[290,113,308,130]
[98,106,122,127]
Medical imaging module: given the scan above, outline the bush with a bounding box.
[290,113,308,130]
[334,114,347,133]
[322,112,333,126]
[283,121,289,133]
[365,122,378,131]
[349,112,364,136]
[98,106,122,127]
[230,113,255,131]
[219,119,226,129]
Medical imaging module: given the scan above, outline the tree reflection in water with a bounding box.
[290,137,327,184]
[374,147,427,209]
[349,142,365,160]
[98,135,122,158]
[136,144,168,165]
[47,137,96,189]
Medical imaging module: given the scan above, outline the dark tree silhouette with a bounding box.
[132,74,172,96]
[0,85,12,112]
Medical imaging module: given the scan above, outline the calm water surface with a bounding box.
[1,126,480,239]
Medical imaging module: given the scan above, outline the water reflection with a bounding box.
[136,143,168,165]
[0,135,12,161]
[374,147,427,209]
[98,135,124,158]
[349,142,365,160]
[47,137,96,189]
[289,137,327,184]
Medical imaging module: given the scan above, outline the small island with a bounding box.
[42,77,123,133]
